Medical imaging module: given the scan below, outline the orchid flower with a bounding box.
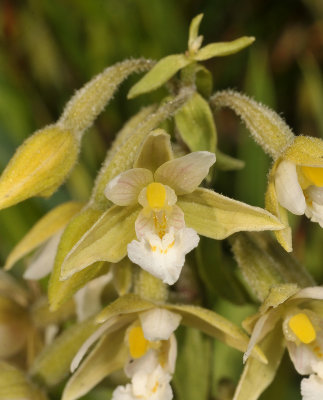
[60,293,265,400]
[238,285,323,400]
[105,150,213,284]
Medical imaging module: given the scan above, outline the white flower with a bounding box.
[275,160,323,227]
[105,151,215,284]
[112,308,181,400]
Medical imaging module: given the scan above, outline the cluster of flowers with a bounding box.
[0,14,322,400]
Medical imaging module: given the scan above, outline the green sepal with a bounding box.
[188,14,204,53]
[134,129,173,172]
[30,318,98,386]
[233,324,285,400]
[96,294,154,324]
[0,362,48,400]
[60,205,140,280]
[48,206,104,309]
[112,258,133,296]
[178,188,284,240]
[195,37,255,61]
[166,304,266,363]
[175,92,217,152]
[5,201,83,270]
[62,328,128,400]
[127,54,191,99]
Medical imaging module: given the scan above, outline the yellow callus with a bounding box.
[0,125,79,210]
[128,325,149,359]
[301,166,323,187]
[147,182,166,209]
[288,313,316,344]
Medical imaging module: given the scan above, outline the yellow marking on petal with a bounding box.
[289,313,316,344]
[147,183,166,209]
[152,381,159,393]
[128,326,149,359]
[301,166,323,187]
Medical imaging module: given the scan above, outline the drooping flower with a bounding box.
[105,151,214,284]
[241,285,323,400]
[61,293,265,400]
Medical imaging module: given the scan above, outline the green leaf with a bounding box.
[0,362,47,400]
[175,92,217,152]
[5,201,83,270]
[134,129,173,172]
[60,205,140,280]
[233,324,285,400]
[173,327,210,400]
[30,319,97,386]
[167,304,266,363]
[195,37,255,61]
[128,54,191,99]
[178,188,284,240]
[188,14,204,51]
[62,328,128,400]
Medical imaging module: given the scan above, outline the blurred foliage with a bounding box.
[0,0,323,399]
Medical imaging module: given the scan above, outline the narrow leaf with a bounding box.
[195,37,255,61]
[128,55,191,99]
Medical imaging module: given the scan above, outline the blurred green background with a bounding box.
[0,0,322,399]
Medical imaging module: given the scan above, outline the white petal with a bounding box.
[165,334,177,374]
[127,227,199,285]
[286,341,317,376]
[24,231,62,280]
[125,349,159,378]
[132,365,173,400]
[301,375,323,400]
[305,202,323,228]
[45,324,59,345]
[306,186,323,206]
[155,151,216,195]
[105,168,153,206]
[74,272,112,322]
[112,384,134,400]
[139,308,181,341]
[275,160,306,215]
[292,287,323,302]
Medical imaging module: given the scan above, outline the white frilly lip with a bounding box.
[127,227,199,285]
[275,160,306,215]
[301,374,323,400]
